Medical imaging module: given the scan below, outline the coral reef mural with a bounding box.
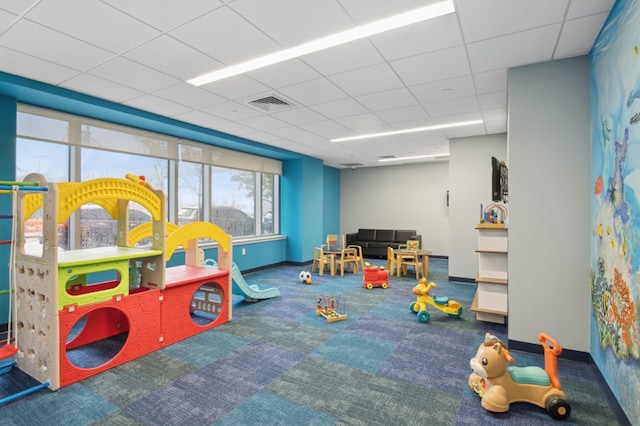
[591,0,640,421]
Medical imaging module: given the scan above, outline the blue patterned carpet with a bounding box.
[0,258,621,425]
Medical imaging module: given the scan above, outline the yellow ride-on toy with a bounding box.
[409,278,462,322]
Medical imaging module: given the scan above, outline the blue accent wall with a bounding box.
[323,166,341,237]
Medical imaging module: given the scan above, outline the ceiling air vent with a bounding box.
[246,95,295,112]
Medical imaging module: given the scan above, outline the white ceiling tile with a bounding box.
[444,122,486,138]
[26,0,160,53]
[278,78,348,106]
[473,69,507,94]
[0,19,112,71]
[270,108,326,126]
[125,36,224,81]
[0,9,17,29]
[555,13,610,59]
[478,91,507,110]
[338,0,443,24]
[485,120,507,134]
[371,13,463,61]
[88,57,180,92]
[391,46,470,87]
[356,88,418,112]
[482,108,507,122]
[310,98,369,119]
[299,120,352,139]
[61,73,144,102]
[238,115,288,132]
[334,113,391,133]
[169,7,280,65]
[424,96,480,117]
[376,105,428,125]
[229,0,352,47]
[102,0,223,32]
[124,94,192,117]
[302,39,384,76]
[467,25,562,73]
[456,0,569,43]
[200,75,270,101]
[328,63,404,97]
[566,0,616,19]
[0,1,39,15]
[409,75,476,104]
[172,110,232,131]
[154,83,228,110]
[0,46,78,85]
[201,101,263,121]
[247,59,321,88]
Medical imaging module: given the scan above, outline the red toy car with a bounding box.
[363,265,389,289]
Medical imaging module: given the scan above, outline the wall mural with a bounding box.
[591,0,640,422]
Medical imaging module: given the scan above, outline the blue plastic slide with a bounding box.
[205,259,280,302]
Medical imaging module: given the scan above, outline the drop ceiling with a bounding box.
[0,0,613,168]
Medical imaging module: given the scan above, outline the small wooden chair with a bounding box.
[347,244,365,272]
[386,246,396,276]
[312,246,333,275]
[335,247,359,276]
[396,249,421,280]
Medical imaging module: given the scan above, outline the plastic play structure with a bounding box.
[204,258,280,302]
[1,173,235,397]
[363,264,389,289]
[409,278,462,322]
[468,332,571,420]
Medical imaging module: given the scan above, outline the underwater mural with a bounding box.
[591,0,640,422]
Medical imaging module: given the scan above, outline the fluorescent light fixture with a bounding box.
[330,119,483,142]
[379,154,448,162]
[188,0,455,86]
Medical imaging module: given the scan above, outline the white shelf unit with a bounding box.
[471,225,508,324]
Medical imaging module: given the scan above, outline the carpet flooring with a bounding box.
[0,258,622,425]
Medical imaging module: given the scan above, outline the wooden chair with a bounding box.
[335,247,359,276]
[312,246,333,275]
[347,244,365,272]
[386,246,396,276]
[396,249,421,280]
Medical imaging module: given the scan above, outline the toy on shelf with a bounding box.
[299,270,312,284]
[479,203,507,227]
[316,294,347,323]
[363,263,389,289]
[468,332,571,420]
[409,278,462,322]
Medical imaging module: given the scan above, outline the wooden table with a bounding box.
[395,248,431,279]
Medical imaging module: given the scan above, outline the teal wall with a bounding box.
[323,166,341,237]
[0,71,340,322]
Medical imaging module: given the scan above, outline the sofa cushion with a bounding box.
[368,241,391,248]
[358,229,376,241]
[395,230,417,243]
[375,229,395,242]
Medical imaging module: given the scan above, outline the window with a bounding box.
[15,106,280,251]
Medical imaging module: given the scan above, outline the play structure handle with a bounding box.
[538,333,562,390]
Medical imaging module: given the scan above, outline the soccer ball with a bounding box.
[299,270,312,284]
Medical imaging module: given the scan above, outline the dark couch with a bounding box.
[345,228,421,258]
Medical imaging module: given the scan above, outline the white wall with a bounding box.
[340,161,449,256]
[508,56,591,352]
[448,134,507,279]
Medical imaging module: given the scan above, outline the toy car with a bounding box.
[409,279,462,322]
[363,265,389,289]
[468,332,571,420]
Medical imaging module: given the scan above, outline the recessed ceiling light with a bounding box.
[330,119,483,142]
[378,154,449,162]
[188,0,455,86]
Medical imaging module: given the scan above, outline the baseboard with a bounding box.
[448,276,476,283]
[508,339,632,426]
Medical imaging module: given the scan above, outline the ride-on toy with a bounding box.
[363,264,389,289]
[409,278,462,322]
[468,332,571,420]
